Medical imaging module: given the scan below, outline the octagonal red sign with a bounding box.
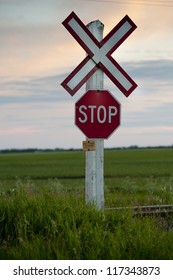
[75,90,121,139]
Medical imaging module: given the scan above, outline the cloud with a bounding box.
[0,0,173,148]
[131,59,173,81]
[1,58,173,108]
[0,74,70,104]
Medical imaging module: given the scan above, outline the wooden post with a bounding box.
[85,20,104,209]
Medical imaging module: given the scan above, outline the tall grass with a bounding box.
[0,149,173,259]
[0,180,173,260]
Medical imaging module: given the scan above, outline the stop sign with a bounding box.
[75,90,120,139]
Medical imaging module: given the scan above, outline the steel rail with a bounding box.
[105,205,173,216]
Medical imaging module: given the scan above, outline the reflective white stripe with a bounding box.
[103,21,132,52]
[67,59,95,90]
[65,15,134,93]
[68,18,98,54]
[101,55,132,90]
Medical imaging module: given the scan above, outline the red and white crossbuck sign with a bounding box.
[61,12,137,97]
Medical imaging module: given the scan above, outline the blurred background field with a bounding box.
[0,148,173,206]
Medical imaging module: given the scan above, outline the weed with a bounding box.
[0,149,173,259]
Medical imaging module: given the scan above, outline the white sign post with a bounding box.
[85,20,104,209]
[61,12,137,210]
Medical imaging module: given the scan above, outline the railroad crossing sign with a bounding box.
[75,90,120,139]
[61,12,137,97]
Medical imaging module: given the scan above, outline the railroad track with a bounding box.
[106,205,173,217]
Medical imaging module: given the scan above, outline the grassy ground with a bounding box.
[0,148,173,259]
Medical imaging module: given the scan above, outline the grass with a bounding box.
[0,148,173,179]
[0,184,173,260]
[0,151,85,179]
[0,148,173,259]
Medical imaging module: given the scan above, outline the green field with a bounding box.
[0,148,173,259]
[0,148,173,206]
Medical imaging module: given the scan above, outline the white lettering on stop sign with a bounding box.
[75,90,120,139]
[78,105,118,124]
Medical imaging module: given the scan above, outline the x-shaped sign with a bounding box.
[61,12,137,97]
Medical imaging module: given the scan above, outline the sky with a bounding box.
[0,0,173,149]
